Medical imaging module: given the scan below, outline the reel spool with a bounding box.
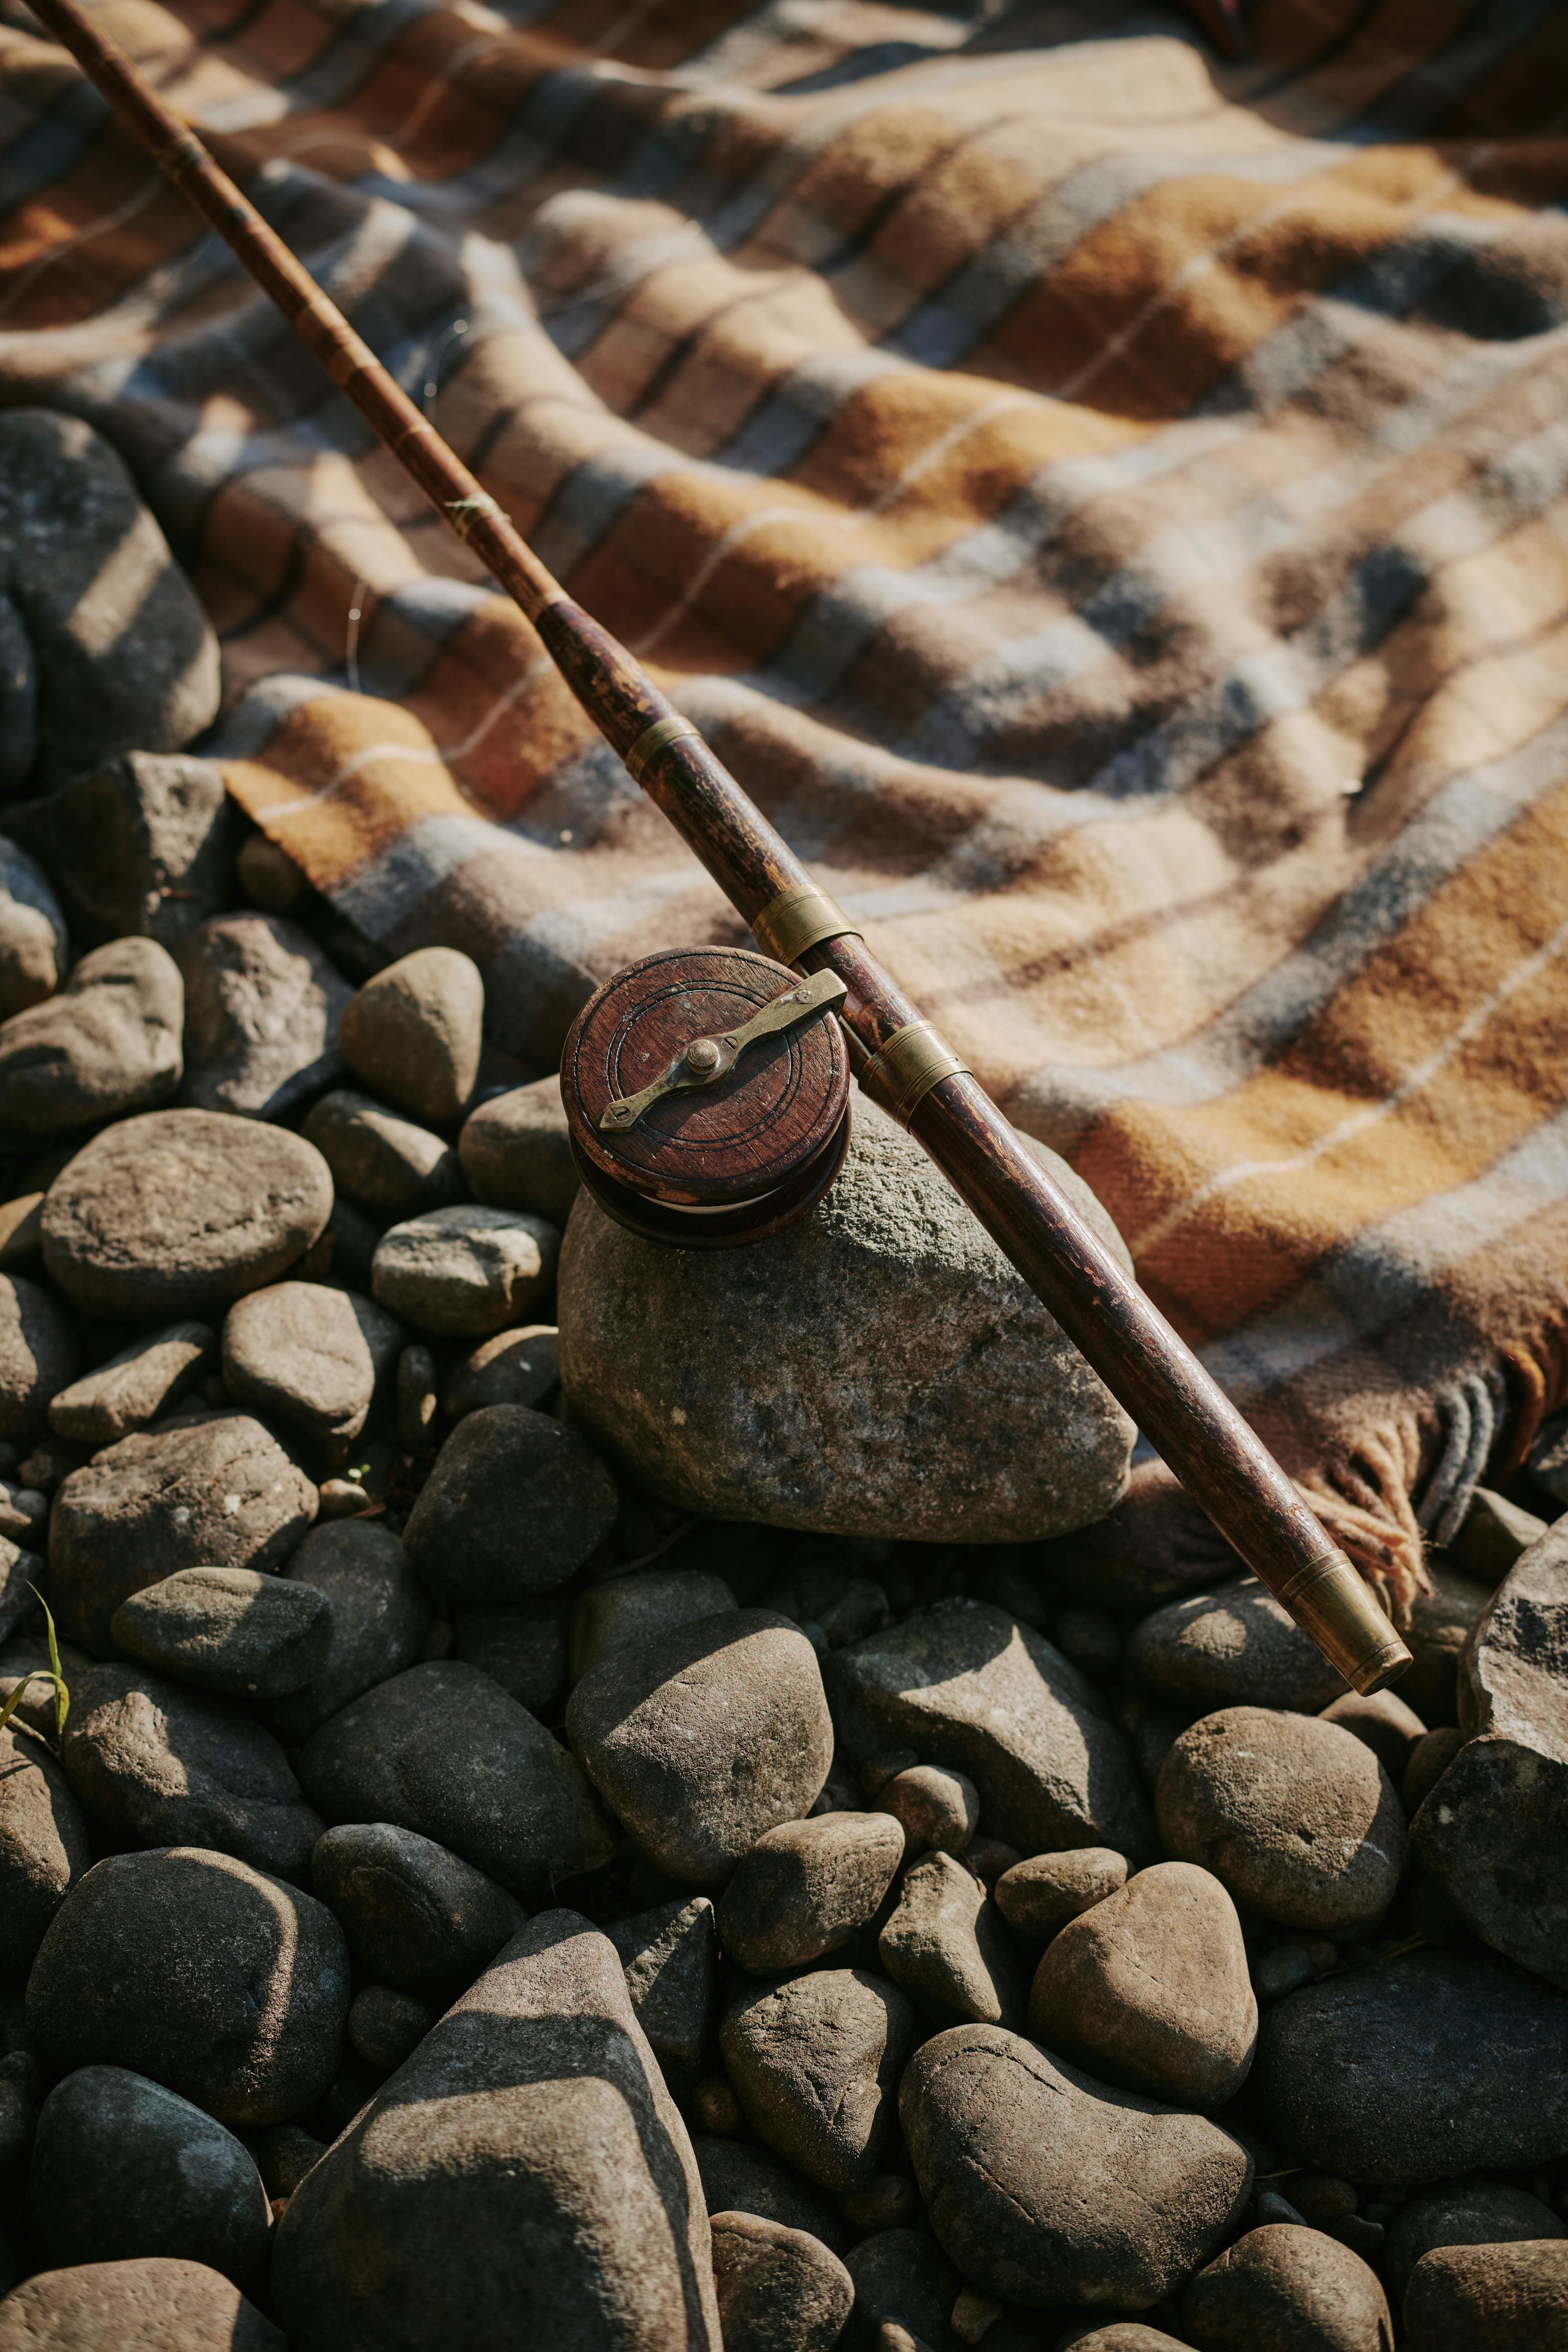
[561,945,852,1247]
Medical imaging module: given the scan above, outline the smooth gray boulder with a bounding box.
[372,1203,560,1336]
[271,1910,722,2352]
[1253,1947,1568,2182]
[878,1851,1023,2028]
[299,1661,614,1895]
[264,1520,431,1743]
[0,1720,91,1975]
[568,1610,834,1883]
[303,1090,464,1222]
[558,1105,1135,1545]
[570,1566,737,1682]
[1027,1861,1256,2109]
[401,1403,618,1607]
[4,753,233,949]
[178,913,351,1118]
[1127,1577,1348,1714]
[41,1109,333,1319]
[0,841,67,1019]
[443,1324,559,1418]
[47,1319,213,1447]
[710,2211,854,2352]
[721,1968,914,2192]
[1385,2178,1565,2309]
[826,1598,1155,1861]
[337,948,483,1128]
[61,1663,325,1882]
[0,937,182,1134]
[49,1412,317,1655]
[109,1567,334,1701]
[0,1271,75,1442]
[994,1848,1128,1945]
[0,2257,282,2350]
[0,409,219,793]
[459,1074,578,1225]
[901,2024,1252,2309]
[310,1821,522,1990]
[717,1812,904,1975]
[1181,2223,1390,2352]
[221,1280,403,1447]
[1157,1706,1405,1934]
[1402,2239,1568,2351]
[1414,1517,1568,1989]
[606,1896,717,2090]
[29,2065,271,2295]
[27,1848,349,2126]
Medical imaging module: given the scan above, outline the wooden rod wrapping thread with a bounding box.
[30,0,1411,1693]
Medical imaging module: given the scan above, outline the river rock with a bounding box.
[1157,1707,1405,1933]
[443,1324,559,1418]
[303,1091,464,1222]
[711,2211,854,2352]
[721,1968,914,2192]
[1253,1946,1568,2180]
[873,1764,980,1858]
[459,1075,579,1225]
[1319,1686,1427,1776]
[559,1105,1134,1544]
[337,948,483,1128]
[299,1660,613,1894]
[27,1847,348,2125]
[177,913,351,1118]
[451,1598,567,1714]
[901,2023,1252,2308]
[6,752,234,957]
[372,1203,559,1336]
[0,1272,75,1442]
[994,1848,1128,1945]
[0,2257,282,2351]
[222,1281,402,1448]
[1033,1459,1241,1610]
[264,1520,431,1743]
[402,1403,617,1607]
[0,936,182,1134]
[691,2138,851,2254]
[607,1895,718,2090]
[109,1567,333,1700]
[845,2230,961,2350]
[41,1109,332,1319]
[48,1411,316,1654]
[571,1567,737,1681]
[1414,1518,1568,1989]
[0,1721,91,1975]
[1399,1561,1494,1726]
[0,842,67,1019]
[310,1821,523,1990]
[718,1812,904,1975]
[826,1599,1154,1861]
[1028,1862,1255,2109]
[272,1909,721,2352]
[1181,2224,1390,2352]
[29,2065,271,2295]
[1403,2240,1568,2350]
[348,1985,435,2072]
[47,1319,213,1446]
[878,1852,1022,2028]
[61,1663,325,1880]
[1385,2178,1565,2308]
[568,1610,833,1882]
[1126,1578,1348,1714]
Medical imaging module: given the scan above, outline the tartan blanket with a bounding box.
[3,0,1566,1604]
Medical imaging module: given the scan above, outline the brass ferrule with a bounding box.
[1274,1548,1412,1695]
[624,714,702,783]
[751,880,863,967]
[859,1019,971,1128]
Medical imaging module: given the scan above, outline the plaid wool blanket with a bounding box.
[2,0,1566,1605]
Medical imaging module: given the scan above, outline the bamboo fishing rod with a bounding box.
[30,0,1410,1693]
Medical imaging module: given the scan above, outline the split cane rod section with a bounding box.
[26,0,1411,1696]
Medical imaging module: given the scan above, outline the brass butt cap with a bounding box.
[1276,1548,1412,1696]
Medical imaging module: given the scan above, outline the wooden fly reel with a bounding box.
[561,945,853,1246]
